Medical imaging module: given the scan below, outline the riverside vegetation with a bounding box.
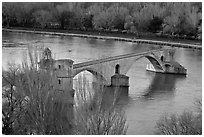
[2,2,202,40]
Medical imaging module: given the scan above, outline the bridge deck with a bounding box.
[73,49,163,69]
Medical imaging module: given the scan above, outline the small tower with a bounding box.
[38,48,75,133]
[43,47,52,60]
[38,48,75,104]
[53,59,75,104]
[52,59,75,131]
[38,47,54,70]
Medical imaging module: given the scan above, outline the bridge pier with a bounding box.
[110,74,129,96]
[100,74,129,107]
[111,74,129,87]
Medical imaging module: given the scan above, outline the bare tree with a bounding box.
[73,73,127,135]
[156,99,202,135]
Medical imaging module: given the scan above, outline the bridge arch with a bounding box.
[125,53,165,75]
[73,67,108,84]
[144,55,164,70]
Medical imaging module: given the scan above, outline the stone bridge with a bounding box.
[38,47,185,125]
[39,47,180,103]
[72,49,170,85]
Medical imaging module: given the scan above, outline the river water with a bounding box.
[2,31,202,135]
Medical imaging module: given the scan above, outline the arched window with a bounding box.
[58,65,61,69]
[115,64,120,74]
[161,55,164,62]
[58,79,61,85]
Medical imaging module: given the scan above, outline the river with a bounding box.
[2,31,202,135]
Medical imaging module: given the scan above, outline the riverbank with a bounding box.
[3,27,202,50]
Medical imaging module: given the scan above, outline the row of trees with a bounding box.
[2,2,202,38]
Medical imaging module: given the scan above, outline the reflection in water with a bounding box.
[93,85,131,108]
[87,38,97,45]
[104,73,186,106]
[143,73,186,99]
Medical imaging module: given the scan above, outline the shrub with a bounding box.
[156,99,202,135]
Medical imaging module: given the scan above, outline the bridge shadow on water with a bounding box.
[92,82,130,108]
[92,72,186,108]
[142,72,186,100]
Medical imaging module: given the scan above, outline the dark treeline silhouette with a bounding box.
[2,2,202,39]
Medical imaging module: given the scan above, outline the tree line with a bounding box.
[2,2,202,38]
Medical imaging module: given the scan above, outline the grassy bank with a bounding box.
[3,27,202,49]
